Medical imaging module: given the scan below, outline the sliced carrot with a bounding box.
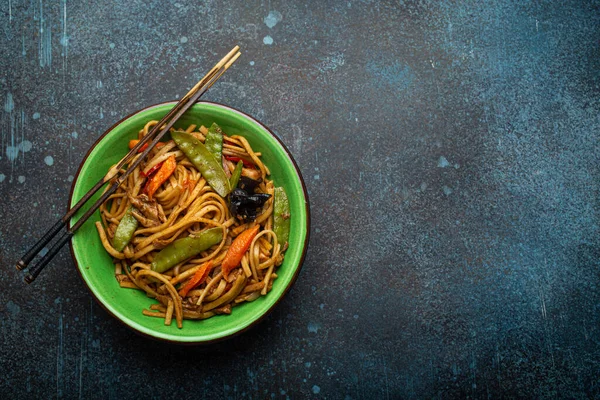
[141,161,163,178]
[178,260,213,297]
[128,139,165,153]
[221,225,260,279]
[145,155,177,198]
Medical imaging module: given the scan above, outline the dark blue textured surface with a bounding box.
[1,1,599,398]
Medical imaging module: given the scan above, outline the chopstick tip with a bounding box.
[16,260,27,271]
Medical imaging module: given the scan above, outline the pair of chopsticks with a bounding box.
[17,46,241,283]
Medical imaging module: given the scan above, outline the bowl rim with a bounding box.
[68,100,311,344]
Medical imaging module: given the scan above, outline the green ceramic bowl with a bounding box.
[69,102,310,343]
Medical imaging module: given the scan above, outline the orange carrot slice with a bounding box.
[221,225,260,279]
[145,155,177,198]
[128,139,165,153]
[178,260,213,297]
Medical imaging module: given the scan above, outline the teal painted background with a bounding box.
[1,0,599,398]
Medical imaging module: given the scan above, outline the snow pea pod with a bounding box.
[171,131,231,197]
[112,206,138,251]
[205,123,223,161]
[229,160,243,189]
[273,187,291,246]
[151,227,223,273]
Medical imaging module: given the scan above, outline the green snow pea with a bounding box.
[151,227,223,273]
[112,206,138,252]
[273,187,291,246]
[205,123,223,161]
[229,160,243,190]
[171,131,231,197]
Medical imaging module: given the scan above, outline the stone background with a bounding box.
[1,1,599,398]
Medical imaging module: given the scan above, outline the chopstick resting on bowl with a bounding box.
[17,46,242,284]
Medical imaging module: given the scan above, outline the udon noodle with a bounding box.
[96,120,289,328]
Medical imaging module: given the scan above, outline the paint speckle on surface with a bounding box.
[6,146,19,161]
[307,322,320,333]
[180,36,188,44]
[44,155,54,166]
[17,175,25,183]
[263,35,273,45]
[314,174,320,180]
[19,140,32,152]
[264,11,283,28]
[312,385,321,394]
[5,92,14,112]
[0,174,5,183]
[67,175,74,182]
[109,42,115,49]
[438,156,450,168]
[71,131,78,139]
[442,185,453,195]
[32,112,40,120]
[6,301,20,317]
[249,61,255,66]
[316,52,345,73]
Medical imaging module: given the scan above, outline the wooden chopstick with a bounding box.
[15,47,238,272]
[18,46,241,283]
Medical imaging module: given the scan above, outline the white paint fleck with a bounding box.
[44,155,54,166]
[67,175,74,182]
[264,11,283,28]
[316,52,345,73]
[39,1,52,68]
[307,322,321,333]
[19,140,33,152]
[96,80,103,89]
[18,175,26,183]
[305,362,312,368]
[438,156,450,168]
[314,174,320,180]
[249,61,255,66]
[180,36,188,44]
[0,174,5,182]
[442,185,453,195]
[263,35,274,45]
[109,42,115,49]
[71,131,78,139]
[312,385,321,394]
[420,182,428,191]
[33,112,40,120]
[6,146,19,161]
[5,92,14,112]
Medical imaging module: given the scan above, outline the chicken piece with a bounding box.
[130,208,160,228]
[127,193,166,224]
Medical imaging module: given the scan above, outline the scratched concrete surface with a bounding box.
[1,0,600,398]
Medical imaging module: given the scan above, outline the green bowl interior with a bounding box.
[70,102,308,343]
